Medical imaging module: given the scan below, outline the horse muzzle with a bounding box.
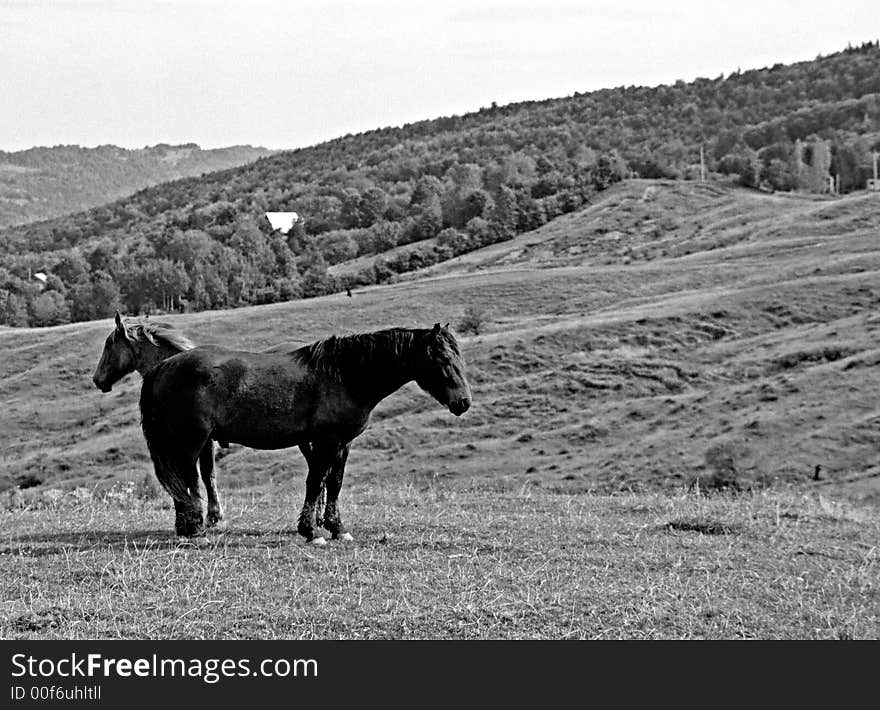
[449,396,471,416]
[93,376,112,393]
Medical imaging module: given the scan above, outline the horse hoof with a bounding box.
[209,519,229,531]
[309,536,327,547]
[338,532,354,542]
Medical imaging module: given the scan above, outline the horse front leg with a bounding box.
[323,443,352,541]
[297,444,332,545]
[299,442,325,528]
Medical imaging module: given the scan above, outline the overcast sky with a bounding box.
[2,0,877,152]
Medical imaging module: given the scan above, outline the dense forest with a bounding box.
[1,42,879,327]
[0,143,273,228]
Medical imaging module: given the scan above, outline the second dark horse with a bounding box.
[140,324,471,544]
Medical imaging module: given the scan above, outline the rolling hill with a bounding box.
[0,142,274,228]
[2,179,878,503]
[1,178,878,639]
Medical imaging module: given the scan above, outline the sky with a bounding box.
[1,0,878,152]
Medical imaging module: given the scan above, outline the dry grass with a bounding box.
[1,480,877,639]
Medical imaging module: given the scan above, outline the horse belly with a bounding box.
[214,395,310,449]
[210,369,311,449]
[217,415,306,450]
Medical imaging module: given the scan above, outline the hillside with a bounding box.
[1,42,879,328]
[2,180,878,502]
[0,143,274,228]
[1,179,878,639]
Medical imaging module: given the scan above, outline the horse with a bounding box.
[91,312,228,528]
[139,323,471,544]
[91,312,320,531]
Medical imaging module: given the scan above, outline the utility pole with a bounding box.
[700,144,706,182]
[869,151,880,192]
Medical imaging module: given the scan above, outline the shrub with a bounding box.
[458,304,489,335]
[694,441,753,492]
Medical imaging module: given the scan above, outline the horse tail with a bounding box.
[140,368,191,502]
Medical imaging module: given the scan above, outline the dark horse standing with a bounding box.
[91,313,228,528]
[139,324,471,544]
[91,312,314,531]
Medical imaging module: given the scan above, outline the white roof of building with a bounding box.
[265,212,300,234]
[33,272,48,282]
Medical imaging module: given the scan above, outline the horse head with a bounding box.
[92,312,136,392]
[415,323,471,416]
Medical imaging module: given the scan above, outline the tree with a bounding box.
[315,230,359,264]
[164,229,214,269]
[488,185,517,238]
[485,153,536,193]
[762,158,795,191]
[808,140,832,192]
[831,142,862,193]
[299,248,334,298]
[437,228,469,257]
[341,187,387,229]
[286,221,309,254]
[85,239,118,273]
[71,271,122,322]
[269,233,301,279]
[410,175,443,208]
[441,164,485,227]
[53,248,90,286]
[738,148,762,188]
[359,187,387,228]
[0,289,29,326]
[119,259,190,313]
[90,272,122,318]
[369,221,402,253]
[29,290,70,326]
[410,193,442,241]
[465,217,492,248]
[592,152,628,189]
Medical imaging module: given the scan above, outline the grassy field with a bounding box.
[1,179,879,638]
[2,482,877,639]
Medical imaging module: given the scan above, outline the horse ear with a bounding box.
[432,323,441,334]
[114,311,124,331]
[444,323,450,330]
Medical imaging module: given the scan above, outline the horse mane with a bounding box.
[296,328,420,381]
[125,319,195,353]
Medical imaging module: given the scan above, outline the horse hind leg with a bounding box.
[151,445,206,538]
[177,458,205,537]
[199,443,226,529]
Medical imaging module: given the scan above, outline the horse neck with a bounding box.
[341,330,421,406]
[132,339,185,376]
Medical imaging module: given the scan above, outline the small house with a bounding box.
[265,212,300,234]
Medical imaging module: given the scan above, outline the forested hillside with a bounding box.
[0,143,273,228]
[1,42,878,327]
